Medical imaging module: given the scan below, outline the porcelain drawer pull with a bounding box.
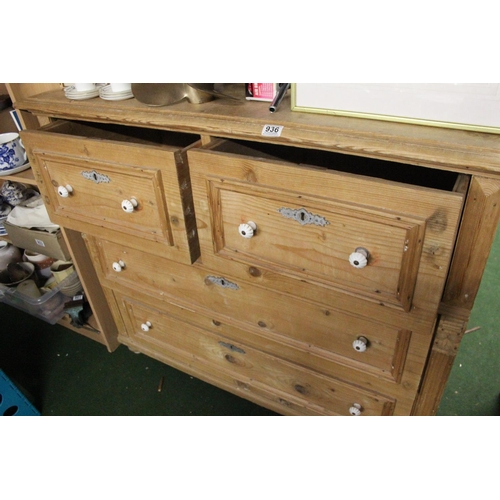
[238,221,257,238]
[121,197,138,213]
[352,336,368,352]
[57,185,73,198]
[141,321,152,332]
[112,260,126,272]
[349,403,363,416]
[349,247,369,269]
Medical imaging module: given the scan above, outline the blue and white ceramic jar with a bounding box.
[0,133,27,171]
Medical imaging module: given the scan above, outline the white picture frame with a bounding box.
[291,83,500,134]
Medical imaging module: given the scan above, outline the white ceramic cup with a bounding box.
[24,250,54,268]
[110,83,131,93]
[24,250,56,278]
[74,83,96,92]
[0,132,27,171]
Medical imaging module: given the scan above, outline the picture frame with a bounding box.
[291,83,500,134]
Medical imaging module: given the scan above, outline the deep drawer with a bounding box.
[21,120,201,263]
[114,290,396,416]
[188,139,466,313]
[86,236,429,389]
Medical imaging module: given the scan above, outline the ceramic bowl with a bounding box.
[60,278,83,297]
[0,262,36,287]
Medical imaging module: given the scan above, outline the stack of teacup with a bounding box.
[99,83,133,101]
[63,83,133,101]
[64,83,101,100]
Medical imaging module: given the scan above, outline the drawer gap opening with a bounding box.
[43,119,199,149]
[211,139,460,192]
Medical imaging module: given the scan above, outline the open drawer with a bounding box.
[21,120,201,264]
[188,139,467,314]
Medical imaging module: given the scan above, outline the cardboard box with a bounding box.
[3,221,70,261]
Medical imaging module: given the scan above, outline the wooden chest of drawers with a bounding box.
[14,84,500,415]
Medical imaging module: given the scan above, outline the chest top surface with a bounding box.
[14,84,500,177]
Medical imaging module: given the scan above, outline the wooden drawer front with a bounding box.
[188,145,464,313]
[38,154,174,241]
[21,123,200,263]
[212,183,425,312]
[115,292,396,416]
[88,238,418,384]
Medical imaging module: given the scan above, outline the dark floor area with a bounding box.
[0,304,278,415]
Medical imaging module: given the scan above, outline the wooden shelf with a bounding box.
[14,85,500,177]
[0,167,37,186]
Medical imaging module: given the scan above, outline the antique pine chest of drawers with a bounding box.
[13,84,500,415]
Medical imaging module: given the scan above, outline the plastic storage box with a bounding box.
[0,370,39,416]
[0,270,80,324]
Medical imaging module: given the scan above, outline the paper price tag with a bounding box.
[262,124,284,137]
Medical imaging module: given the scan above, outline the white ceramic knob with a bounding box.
[349,247,369,269]
[141,321,152,332]
[112,260,125,272]
[57,185,73,198]
[238,221,257,238]
[349,403,362,416]
[121,198,138,213]
[352,336,368,353]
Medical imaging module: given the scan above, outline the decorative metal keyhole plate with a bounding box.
[218,341,246,354]
[82,170,111,184]
[205,276,239,290]
[278,207,330,226]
